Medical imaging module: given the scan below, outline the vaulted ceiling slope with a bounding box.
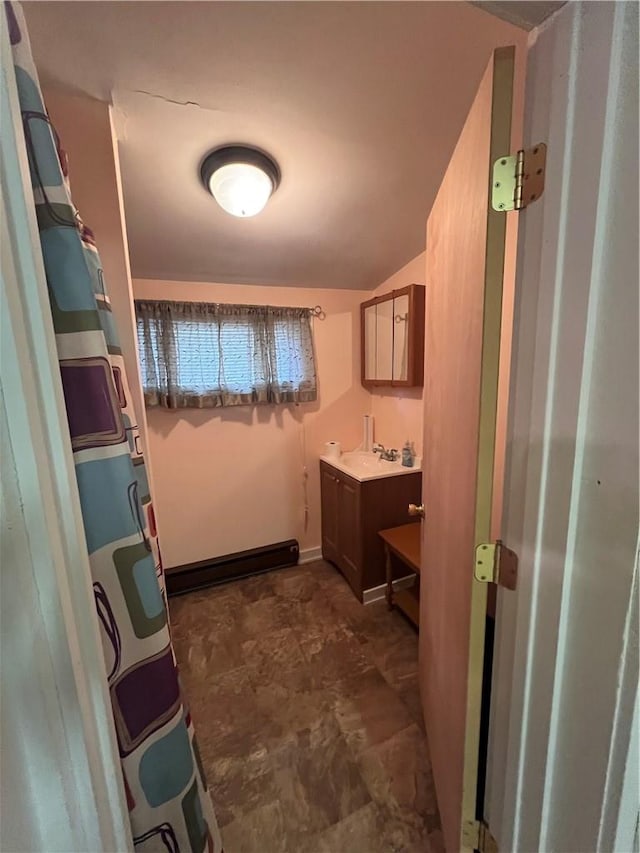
[472,1,565,30]
[25,2,526,289]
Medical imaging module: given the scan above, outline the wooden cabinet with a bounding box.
[320,466,339,564]
[319,460,421,601]
[337,476,361,582]
[361,283,426,389]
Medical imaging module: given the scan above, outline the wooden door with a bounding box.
[420,46,516,852]
[320,466,339,565]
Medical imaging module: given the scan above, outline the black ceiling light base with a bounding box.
[200,145,281,194]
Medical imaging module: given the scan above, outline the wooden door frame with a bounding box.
[458,45,516,852]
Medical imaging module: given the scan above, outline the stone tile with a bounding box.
[377,804,432,852]
[270,713,372,841]
[236,572,277,603]
[364,634,420,691]
[304,559,343,586]
[310,800,432,853]
[169,560,441,850]
[332,668,415,754]
[187,666,272,762]
[367,602,418,642]
[356,724,438,826]
[252,679,333,746]
[396,679,426,733]
[323,588,375,639]
[169,583,243,640]
[272,565,320,602]
[172,621,247,683]
[300,627,376,688]
[242,627,317,691]
[237,593,291,637]
[243,626,334,746]
[286,586,345,643]
[205,745,277,828]
[220,800,288,853]
[316,570,360,605]
[427,826,446,853]
[330,596,417,649]
[307,801,391,853]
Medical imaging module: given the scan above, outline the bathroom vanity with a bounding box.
[319,452,421,601]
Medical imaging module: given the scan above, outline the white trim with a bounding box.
[298,550,416,604]
[299,545,323,564]
[599,545,640,852]
[487,3,639,850]
[0,22,131,853]
[362,575,416,605]
[613,692,639,853]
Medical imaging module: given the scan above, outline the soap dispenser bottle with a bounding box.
[401,440,414,468]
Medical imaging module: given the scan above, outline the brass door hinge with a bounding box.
[475,541,518,590]
[462,819,499,853]
[492,143,547,211]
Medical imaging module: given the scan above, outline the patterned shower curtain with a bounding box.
[6,4,221,851]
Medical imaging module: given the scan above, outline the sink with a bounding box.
[342,451,401,472]
[320,450,421,483]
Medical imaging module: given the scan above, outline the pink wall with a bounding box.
[133,279,370,568]
[42,86,420,571]
[45,83,424,567]
[370,252,426,454]
[43,89,147,437]
[42,85,514,578]
[43,88,164,537]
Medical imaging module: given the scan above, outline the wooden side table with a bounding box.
[378,522,421,628]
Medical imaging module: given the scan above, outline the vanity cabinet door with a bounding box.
[320,467,339,565]
[337,477,361,585]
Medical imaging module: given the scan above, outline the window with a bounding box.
[135,300,317,409]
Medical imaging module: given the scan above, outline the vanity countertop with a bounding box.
[320,451,422,483]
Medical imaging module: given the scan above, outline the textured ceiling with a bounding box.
[24,2,526,289]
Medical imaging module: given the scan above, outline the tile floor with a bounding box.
[169,560,444,853]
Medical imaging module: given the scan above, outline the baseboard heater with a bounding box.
[165,539,299,597]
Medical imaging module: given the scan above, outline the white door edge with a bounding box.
[1,20,132,853]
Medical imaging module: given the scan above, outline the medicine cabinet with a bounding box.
[360,283,425,388]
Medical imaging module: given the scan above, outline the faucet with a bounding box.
[373,443,399,462]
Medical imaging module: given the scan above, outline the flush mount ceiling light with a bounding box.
[200,145,281,218]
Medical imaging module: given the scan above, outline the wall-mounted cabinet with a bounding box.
[361,283,425,388]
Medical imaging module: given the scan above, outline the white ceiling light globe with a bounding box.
[208,162,274,218]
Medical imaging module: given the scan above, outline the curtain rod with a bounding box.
[134,297,326,320]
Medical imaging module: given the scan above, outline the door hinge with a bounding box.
[474,540,518,590]
[462,819,499,853]
[492,143,547,211]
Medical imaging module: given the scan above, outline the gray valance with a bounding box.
[135,300,318,409]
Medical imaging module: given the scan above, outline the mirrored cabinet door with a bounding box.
[364,304,377,380]
[360,284,425,388]
[375,298,394,382]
